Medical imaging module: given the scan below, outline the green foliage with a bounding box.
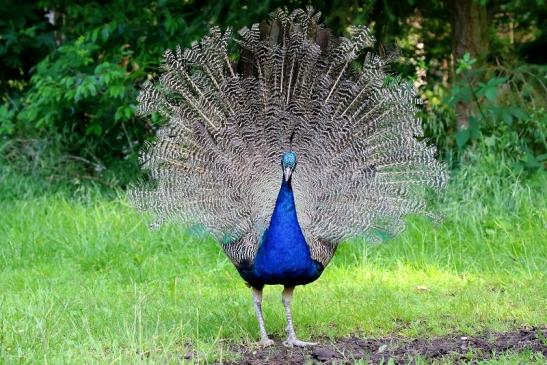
[1,0,283,168]
[0,104,16,135]
[423,53,546,173]
[456,53,477,75]
[17,34,141,159]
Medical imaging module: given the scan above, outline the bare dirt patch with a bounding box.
[228,327,546,364]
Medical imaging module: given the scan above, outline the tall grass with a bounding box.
[0,153,545,363]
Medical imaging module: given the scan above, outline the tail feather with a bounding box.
[130,7,448,265]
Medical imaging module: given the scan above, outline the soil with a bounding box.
[227,327,546,364]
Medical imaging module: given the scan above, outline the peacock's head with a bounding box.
[281,151,297,182]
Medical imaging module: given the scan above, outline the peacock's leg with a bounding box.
[281,286,317,347]
[251,287,274,347]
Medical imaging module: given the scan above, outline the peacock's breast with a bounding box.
[241,206,322,287]
[237,178,323,287]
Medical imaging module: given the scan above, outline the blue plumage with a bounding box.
[239,173,323,289]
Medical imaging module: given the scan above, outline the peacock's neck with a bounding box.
[260,176,309,252]
[271,178,299,226]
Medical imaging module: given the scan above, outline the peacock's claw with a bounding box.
[282,338,317,347]
[259,338,275,347]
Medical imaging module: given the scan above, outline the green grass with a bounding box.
[0,162,545,364]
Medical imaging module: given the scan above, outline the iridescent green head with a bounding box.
[281,151,297,181]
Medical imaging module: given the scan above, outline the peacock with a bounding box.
[129,7,448,347]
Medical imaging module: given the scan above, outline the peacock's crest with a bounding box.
[129,6,448,267]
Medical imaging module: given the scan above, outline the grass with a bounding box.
[0,160,545,364]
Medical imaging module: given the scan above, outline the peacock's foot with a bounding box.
[282,337,317,347]
[259,338,275,347]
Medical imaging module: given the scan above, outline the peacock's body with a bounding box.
[241,163,323,289]
[130,7,448,347]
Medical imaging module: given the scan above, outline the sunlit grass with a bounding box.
[0,163,545,363]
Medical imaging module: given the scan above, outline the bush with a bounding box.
[422,55,546,173]
[1,1,279,173]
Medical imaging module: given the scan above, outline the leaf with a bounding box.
[477,77,506,102]
[115,106,134,122]
[523,149,543,168]
[124,105,134,119]
[487,77,507,87]
[500,109,513,125]
[86,123,103,136]
[456,53,477,74]
[114,107,124,122]
[107,84,125,98]
[90,29,99,43]
[456,129,470,149]
[0,105,15,135]
[484,86,498,101]
[468,117,481,139]
[101,26,110,42]
[510,107,528,120]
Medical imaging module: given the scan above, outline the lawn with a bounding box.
[0,164,545,363]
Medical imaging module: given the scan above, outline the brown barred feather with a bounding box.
[129,7,448,267]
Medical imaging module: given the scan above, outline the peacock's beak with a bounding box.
[284,167,292,182]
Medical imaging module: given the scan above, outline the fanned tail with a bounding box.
[129,7,448,266]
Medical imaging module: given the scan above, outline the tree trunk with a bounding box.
[446,0,490,130]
